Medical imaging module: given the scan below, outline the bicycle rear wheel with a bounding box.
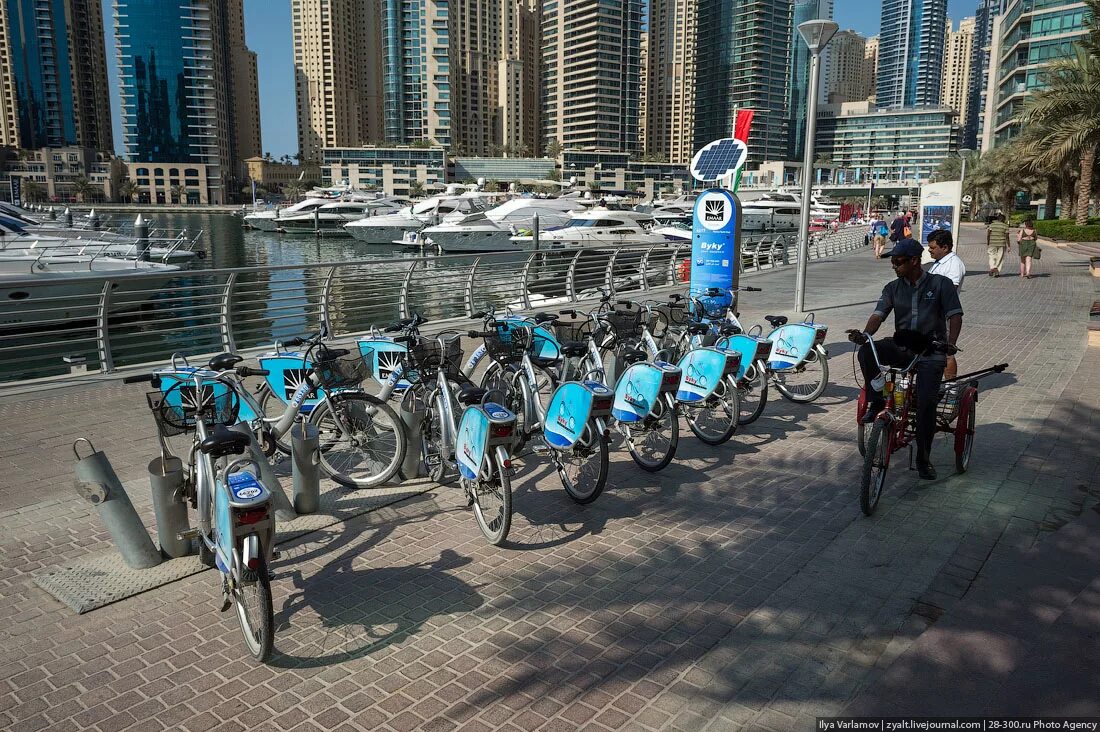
[467,459,512,546]
[257,386,294,455]
[955,397,976,474]
[556,421,609,504]
[625,394,679,472]
[686,375,740,445]
[233,552,274,663]
[773,347,829,403]
[737,362,768,425]
[310,392,406,488]
[860,419,892,516]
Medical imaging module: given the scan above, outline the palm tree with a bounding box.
[169,184,187,204]
[408,180,425,197]
[117,179,138,203]
[70,175,92,203]
[22,180,44,203]
[968,144,1040,215]
[282,181,305,202]
[1018,4,1100,225]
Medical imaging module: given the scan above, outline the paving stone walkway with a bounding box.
[0,224,1097,732]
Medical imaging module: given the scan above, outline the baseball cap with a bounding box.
[881,238,924,259]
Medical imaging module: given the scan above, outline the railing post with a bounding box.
[220,273,238,352]
[319,266,337,337]
[464,257,481,318]
[520,253,536,309]
[640,245,657,291]
[399,260,418,320]
[668,244,684,286]
[97,279,114,372]
[603,247,620,296]
[565,250,583,303]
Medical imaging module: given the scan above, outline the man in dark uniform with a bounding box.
[848,239,963,480]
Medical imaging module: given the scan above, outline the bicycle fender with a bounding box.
[675,348,739,403]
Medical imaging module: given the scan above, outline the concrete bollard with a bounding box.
[134,213,150,261]
[291,424,320,513]
[398,403,425,481]
[62,207,73,228]
[89,209,101,231]
[48,206,56,220]
[228,423,296,522]
[147,456,192,559]
[73,439,161,569]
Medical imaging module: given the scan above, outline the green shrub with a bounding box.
[1035,219,1100,241]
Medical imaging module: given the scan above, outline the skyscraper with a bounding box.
[116,0,262,203]
[964,0,1003,149]
[542,0,642,153]
[645,0,697,164]
[0,0,112,150]
[941,18,975,121]
[696,0,793,164]
[825,30,869,105]
[865,36,879,100]
[788,0,834,160]
[876,0,948,108]
[293,0,384,163]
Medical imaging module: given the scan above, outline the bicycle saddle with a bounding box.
[764,315,788,328]
[718,323,742,336]
[560,341,587,358]
[533,312,558,324]
[687,323,710,336]
[208,353,244,372]
[199,425,251,458]
[456,384,488,406]
[622,349,648,365]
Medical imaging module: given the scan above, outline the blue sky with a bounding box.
[105,0,978,159]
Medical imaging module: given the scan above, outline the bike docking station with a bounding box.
[688,137,748,314]
[290,423,321,514]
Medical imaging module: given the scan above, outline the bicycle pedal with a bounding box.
[531,443,550,456]
[271,549,281,561]
[176,528,200,542]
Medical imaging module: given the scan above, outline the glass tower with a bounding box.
[0,0,111,150]
[964,0,1003,149]
[382,0,450,147]
[876,0,948,108]
[788,0,834,160]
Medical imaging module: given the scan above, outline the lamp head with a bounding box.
[798,20,840,54]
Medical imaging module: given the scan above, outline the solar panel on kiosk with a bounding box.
[689,138,747,182]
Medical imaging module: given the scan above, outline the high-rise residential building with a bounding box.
[495,0,541,156]
[788,0,834,160]
[984,0,1088,149]
[941,17,975,122]
[115,0,262,204]
[0,0,112,151]
[876,0,948,108]
[964,0,1003,149]
[293,0,383,163]
[645,0,697,164]
[542,0,642,153]
[227,0,262,165]
[696,0,793,164]
[864,36,880,100]
[825,30,869,105]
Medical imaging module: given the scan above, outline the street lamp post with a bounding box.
[794,19,839,314]
[957,148,974,218]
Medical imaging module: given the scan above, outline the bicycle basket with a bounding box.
[484,324,533,365]
[315,351,371,390]
[602,308,646,339]
[937,382,963,422]
[406,335,464,380]
[147,384,239,437]
[553,318,592,343]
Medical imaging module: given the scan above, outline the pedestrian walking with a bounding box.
[986,213,1010,277]
[1016,217,1040,279]
[889,212,908,243]
[873,219,889,257]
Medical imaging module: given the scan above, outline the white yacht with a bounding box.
[344,194,492,244]
[739,192,813,232]
[0,252,181,328]
[509,207,676,250]
[277,198,405,235]
[0,215,197,263]
[243,197,329,231]
[420,196,587,253]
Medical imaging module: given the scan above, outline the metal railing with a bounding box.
[0,226,867,385]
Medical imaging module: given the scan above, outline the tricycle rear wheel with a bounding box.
[861,419,891,516]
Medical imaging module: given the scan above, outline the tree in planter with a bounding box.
[1018,2,1100,226]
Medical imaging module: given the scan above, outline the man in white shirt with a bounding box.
[926,229,964,378]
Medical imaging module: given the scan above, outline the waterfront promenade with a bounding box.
[1,224,1097,731]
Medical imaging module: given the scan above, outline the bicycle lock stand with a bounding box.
[73,439,162,570]
[291,424,320,514]
[399,399,426,481]
[147,456,191,559]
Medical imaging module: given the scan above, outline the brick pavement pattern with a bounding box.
[0,224,1097,732]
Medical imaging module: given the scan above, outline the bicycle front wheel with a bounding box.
[773,347,829,403]
[860,419,892,516]
[310,392,406,488]
[737,364,769,425]
[626,394,679,472]
[233,552,274,663]
[467,459,512,546]
[686,375,740,445]
[556,421,609,504]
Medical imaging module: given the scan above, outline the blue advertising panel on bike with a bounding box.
[544,382,596,448]
[676,348,738,402]
[715,334,772,381]
[767,324,818,370]
[690,188,742,299]
[357,338,411,389]
[613,363,666,423]
[456,407,490,480]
